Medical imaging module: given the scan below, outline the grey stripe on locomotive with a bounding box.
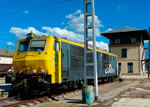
[61,42,117,82]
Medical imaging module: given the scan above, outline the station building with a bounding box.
[0,48,14,72]
[101,26,149,75]
[0,48,14,64]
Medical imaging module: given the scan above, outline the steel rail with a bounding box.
[2,96,48,107]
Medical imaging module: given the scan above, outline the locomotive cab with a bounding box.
[12,32,61,94]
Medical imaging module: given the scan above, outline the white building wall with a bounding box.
[0,57,13,64]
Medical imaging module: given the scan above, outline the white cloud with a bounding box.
[66,9,104,37]
[9,27,47,39]
[74,10,81,15]
[144,40,149,43]
[105,28,113,32]
[9,9,106,50]
[89,41,109,51]
[24,10,29,14]
[96,41,109,51]
[65,10,81,19]
[7,41,15,46]
[42,27,83,42]
[65,14,74,19]
[61,22,65,25]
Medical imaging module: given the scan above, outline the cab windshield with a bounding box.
[29,40,46,51]
[17,40,46,53]
[18,41,30,52]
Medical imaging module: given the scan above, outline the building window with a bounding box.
[115,39,120,44]
[128,63,133,73]
[122,49,127,57]
[110,38,115,45]
[131,38,136,43]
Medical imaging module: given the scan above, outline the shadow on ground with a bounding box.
[64,98,82,104]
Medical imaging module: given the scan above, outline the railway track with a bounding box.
[0,88,82,107]
[0,97,12,102]
[1,96,49,107]
[0,80,118,107]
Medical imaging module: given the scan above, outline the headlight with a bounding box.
[44,71,48,75]
[39,69,44,74]
[19,70,23,74]
[31,69,36,74]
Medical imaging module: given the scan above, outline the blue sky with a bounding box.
[0,0,150,51]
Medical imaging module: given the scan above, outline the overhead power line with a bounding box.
[0,38,16,42]
[0,32,15,40]
[0,32,17,41]
[0,0,31,9]
[0,44,15,48]
[0,32,16,37]
[0,0,74,17]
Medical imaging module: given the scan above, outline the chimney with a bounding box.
[7,46,9,54]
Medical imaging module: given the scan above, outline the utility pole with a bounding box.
[84,0,98,100]
[148,27,150,79]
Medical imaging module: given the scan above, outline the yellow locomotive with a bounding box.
[12,32,118,94]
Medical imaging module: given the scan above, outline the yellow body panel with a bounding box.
[13,35,117,84]
[13,37,61,84]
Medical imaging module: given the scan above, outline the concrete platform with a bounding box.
[0,77,12,97]
[112,98,150,107]
[121,74,149,81]
[122,74,148,79]
[33,81,140,107]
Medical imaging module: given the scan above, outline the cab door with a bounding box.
[53,40,61,83]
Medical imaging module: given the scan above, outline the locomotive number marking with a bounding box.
[105,64,115,74]
[54,54,58,62]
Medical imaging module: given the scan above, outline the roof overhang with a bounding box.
[101,30,149,40]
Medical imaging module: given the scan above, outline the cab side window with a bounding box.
[54,41,60,51]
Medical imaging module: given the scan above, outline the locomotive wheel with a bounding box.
[73,81,78,89]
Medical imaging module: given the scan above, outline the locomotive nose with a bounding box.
[14,59,47,75]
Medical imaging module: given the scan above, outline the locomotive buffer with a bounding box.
[84,0,98,100]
